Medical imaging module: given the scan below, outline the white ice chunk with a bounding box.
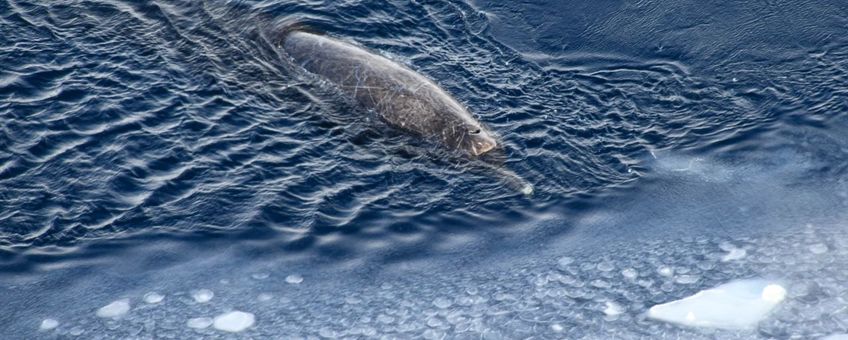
[521,184,534,196]
[143,292,164,304]
[191,289,214,303]
[187,317,213,329]
[621,268,638,279]
[285,274,304,284]
[556,256,574,268]
[648,279,786,329]
[433,297,453,309]
[96,298,130,318]
[39,318,59,331]
[721,248,747,262]
[809,243,829,254]
[821,334,848,340]
[69,326,84,336]
[604,301,624,316]
[213,311,255,332]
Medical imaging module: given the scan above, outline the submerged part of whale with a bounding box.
[282,31,497,156]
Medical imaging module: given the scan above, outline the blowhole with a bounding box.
[469,128,481,135]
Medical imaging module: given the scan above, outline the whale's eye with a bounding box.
[469,128,481,135]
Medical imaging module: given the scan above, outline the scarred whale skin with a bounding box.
[282,31,497,156]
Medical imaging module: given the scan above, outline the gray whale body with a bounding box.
[282,31,497,156]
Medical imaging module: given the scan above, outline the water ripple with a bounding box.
[1,0,846,264]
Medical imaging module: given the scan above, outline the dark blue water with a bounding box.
[1,0,847,338]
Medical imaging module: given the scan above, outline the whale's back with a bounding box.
[282,31,496,156]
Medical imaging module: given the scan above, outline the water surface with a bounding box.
[1,0,847,338]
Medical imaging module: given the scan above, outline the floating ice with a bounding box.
[143,292,164,304]
[69,326,85,336]
[556,256,574,268]
[285,274,304,284]
[675,275,699,284]
[433,297,453,309]
[722,248,747,262]
[213,311,255,332]
[822,334,848,340]
[191,289,214,303]
[647,279,787,329]
[96,299,130,318]
[809,243,829,254]
[39,318,59,331]
[604,301,624,316]
[596,261,615,272]
[521,184,534,196]
[187,317,213,329]
[376,314,395,324]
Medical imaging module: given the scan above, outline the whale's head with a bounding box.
[458,125,498,157]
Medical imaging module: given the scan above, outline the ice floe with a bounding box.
[648,279,787,329]
[603,301,624,316]
[721,247,747,262]
[822,334,848,340]
[809,243,829,254]
[432,297,453,309]
[191,289,214,303]
[257,293,273,302]
[143,292,164,304]
[285,274,303,284]
[39,318,59,331]
[187,317,213,329]
[213,311,255,332]
[68,326,85,336]
[96,299,130,318]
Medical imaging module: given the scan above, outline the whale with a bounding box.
[281,31,498,156]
